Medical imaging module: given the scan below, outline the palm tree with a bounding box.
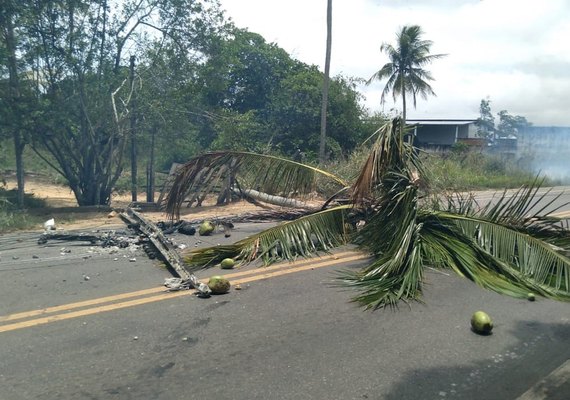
[367,25,445,123]
[165,118,570,309]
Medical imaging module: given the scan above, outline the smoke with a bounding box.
[517,127,570,184]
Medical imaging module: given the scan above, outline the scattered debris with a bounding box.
[122,208,211,296]
[177,222,196,236]
[164,277,191,291]
[44,218,56,231]
[37,231,135,247]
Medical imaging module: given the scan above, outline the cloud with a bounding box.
[220,0,570,126]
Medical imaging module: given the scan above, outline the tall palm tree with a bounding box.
[367,25,445,123]
[165,118,570,309]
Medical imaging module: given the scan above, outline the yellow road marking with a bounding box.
[0,251,357,323]
[0,252,368,333]
[0,286,165,323]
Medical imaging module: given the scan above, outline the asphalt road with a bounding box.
[1,189,570,400]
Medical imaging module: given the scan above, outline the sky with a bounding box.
[219,0,570,126]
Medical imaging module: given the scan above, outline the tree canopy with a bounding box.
[1,2,368,205]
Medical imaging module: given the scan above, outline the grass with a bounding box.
[421,149,550,191]
[319,145,550,194]
[0,188,50,232]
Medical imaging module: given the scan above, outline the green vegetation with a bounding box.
[1,1,368,206]
[421,150,543,190]
[0,187,47,231]
[321,144,542,192]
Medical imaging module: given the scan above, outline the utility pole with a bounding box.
[319,0,332,163]
[129,55,137,202]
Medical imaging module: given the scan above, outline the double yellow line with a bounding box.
[0,251,368,333]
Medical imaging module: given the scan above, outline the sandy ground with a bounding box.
[4,177,268,231]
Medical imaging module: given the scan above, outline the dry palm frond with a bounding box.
[165,151,348,219]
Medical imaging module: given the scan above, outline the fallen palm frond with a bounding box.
[165,151,348,219]
[169,117,570,309]
[351,118,427,207]
[184,205,352,269]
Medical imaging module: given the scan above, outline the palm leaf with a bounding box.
[431,211,570,294]
[165,151,348,219]
[418,218,545,298]
[351,119,426,206]
[183,205,352,269]
[438,178,570,247]
[341,218,425,309]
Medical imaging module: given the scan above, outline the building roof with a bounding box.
[406,119,477,126]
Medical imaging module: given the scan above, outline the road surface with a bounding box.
[1,189,569,399]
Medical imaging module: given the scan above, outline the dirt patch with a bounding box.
[4,177,271,231]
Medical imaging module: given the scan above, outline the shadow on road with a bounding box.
[383,321,570,400]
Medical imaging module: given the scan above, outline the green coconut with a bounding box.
[208,275,231,294]
[471,311,493,335]
[527,293,536,301]
[220,258,235,269]
[199,221,214,236]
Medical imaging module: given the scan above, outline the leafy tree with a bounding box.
[195,29,366,160]
[476,97,495,139]
[268,68,366,159]
[198,28,297,115]
[2,0,226,206]
[366,25,445,124]
[497,110,531,137]
[165,117,570,309]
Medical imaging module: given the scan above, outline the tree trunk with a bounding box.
[401,79,407,139]
[146,124,156,203]
[237,188,311,209]
[14,134,25,208]
[319,0,332,164]
[130,55,138,202]
[2,8,25,208]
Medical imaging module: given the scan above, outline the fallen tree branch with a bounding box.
[235,188,312,209]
